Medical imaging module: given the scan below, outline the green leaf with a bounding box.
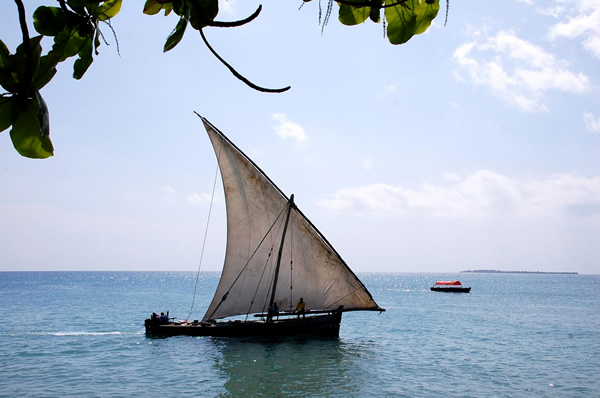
[144,0,174,16]
[0,96,13,133]
[171,0,186,16]
[66,0,87,15]
[338,4,371,25]
[163,4,174,16]
[143,0,164,15]
[96,0,122,21]
[35,91,50,138]
[413,0,439,34]
[189,0,219,30]
[385,6,417,45]
[86,2,100,16]
[9,91,53,159]
[33,6,67,36]
[0,40,10,70]
[385,0,439,45]
[51,26,88,62]
[33,53,59,90]
[12,36,44,85]
[164,16,188,52]
[73,38,94,79]
[370,6,381,23]
[0,40,16,92]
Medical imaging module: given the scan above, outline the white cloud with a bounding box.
[186,192,213,205]
[453,31,590,112]
[548,0,600,59]
[219,0,237,16]
[124,186,218,207]
[584,112,600,133]
[271,113,307,145]
[535,4,565,18]
[161,185,176,205]
[361,157,375,171]
[443,172,461,183]
[319,170,600,220]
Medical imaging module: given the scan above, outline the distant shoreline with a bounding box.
[461,270,578,275]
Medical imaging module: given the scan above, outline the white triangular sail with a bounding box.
[201,117,381,322]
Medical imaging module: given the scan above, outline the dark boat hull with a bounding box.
[145,312,343,337]
[430,286,471,293]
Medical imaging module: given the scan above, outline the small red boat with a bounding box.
[430,280,471,293]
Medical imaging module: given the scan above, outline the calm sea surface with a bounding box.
[1,272,598,397]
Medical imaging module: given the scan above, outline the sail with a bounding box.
[200,117,382,321]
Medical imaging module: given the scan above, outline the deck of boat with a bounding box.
[145,312,343,337]
[430,286,471,293]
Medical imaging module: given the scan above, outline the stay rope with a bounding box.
[244,245,274,322]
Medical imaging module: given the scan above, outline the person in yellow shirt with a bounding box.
[295,297,306,318]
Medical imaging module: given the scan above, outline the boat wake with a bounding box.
[48,331,125,336]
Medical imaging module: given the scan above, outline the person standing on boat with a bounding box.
[267,302,279,323]
[160,311,169,325]
[295,298,306,318]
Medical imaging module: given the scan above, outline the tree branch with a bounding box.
[57,0,69,14]
[199,28,290,94]
[206,5,262,28]
[14,0,32,106]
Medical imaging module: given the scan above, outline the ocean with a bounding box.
[1,272,598,397]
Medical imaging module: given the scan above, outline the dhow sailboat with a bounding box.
[145,115,384,337]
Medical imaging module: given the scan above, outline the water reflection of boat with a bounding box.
[212,338,353,396]
[145,115,384,337]
[430,281,471,293]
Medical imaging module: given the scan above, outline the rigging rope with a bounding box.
[187,136,223,321]
[206,202,288,320]
[244,246,273,321]
[259,217,285,315]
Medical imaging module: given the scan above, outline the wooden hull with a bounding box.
[430,286,471,293]
[145,312,343,337]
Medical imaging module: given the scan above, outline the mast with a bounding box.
[268,194,295,319]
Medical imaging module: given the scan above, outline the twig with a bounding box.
[207,5,262,28]
[57,0,69,14]
[14,0,32,105]
[199,28,290,93]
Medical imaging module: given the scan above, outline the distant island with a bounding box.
[461,269,578,275]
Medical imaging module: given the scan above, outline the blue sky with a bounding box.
[1,0,599,273]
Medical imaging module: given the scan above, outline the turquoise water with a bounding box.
[1,272,598,397]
